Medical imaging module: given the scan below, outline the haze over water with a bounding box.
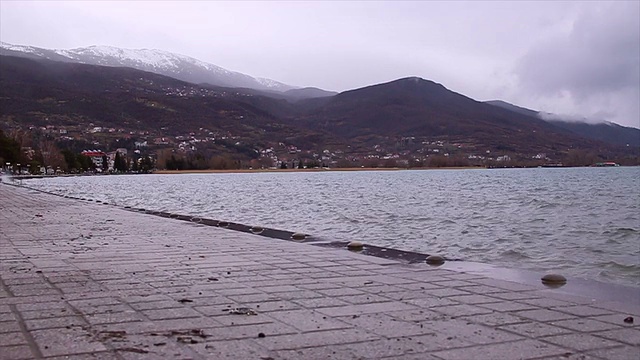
[22,167,640,287]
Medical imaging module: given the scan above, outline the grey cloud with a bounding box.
[514,2,639,126]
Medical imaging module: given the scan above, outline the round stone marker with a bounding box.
[541,274,567,285]
[425,255,445,265]
[250,226,264,234]
[347,241,364,251]
[291,233,306,241]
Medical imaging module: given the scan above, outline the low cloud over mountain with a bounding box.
[514,1,640,129]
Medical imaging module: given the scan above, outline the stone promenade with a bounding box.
[1,183,639,359]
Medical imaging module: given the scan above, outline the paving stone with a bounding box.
[590,301,640,316]
[317,287,366,297]
[142,307,202,320]
[551,318,621,333]
[461,312,529,327]
[25,315,88,330]
[518,297,576,308]
[337,293,390,305]
[497,322,574,338]
[386,308,449,323]
[380,352,442,360]
[404,296,459,308]
[469,278,539,292]
[337,313,436,338]
[84,311,146,325]
[20,309,73,320]
[194,339,274,360]
[292,296,351,309]
[487,291,542,301]
[590,313,640,328]
[593,328,640,346]
[266,309,351,332]
[0,332,27,346]
[317,302,416,317]
[31,327,108,357]
[296,282,343,291]
[542,333,624,351]
[0,344,36,359]
[424,287,473,298]
[129,300,189,311]
[537,352,603,360]
[586,345,640,360]
[537,292,600,305]
[15,301,70,312]
[554,305,616,317]
[0,320,22,333]
[0,312,16,322]
[359,284,408,295]
[275,344,357,359]
[272,290,325,300]
[202,321,299,341]
[438,320,525,345]
[431,339,569,360]
[478,300,537,312]
[516,309,579,322]
[395,282,443,291]
[431,304,495,318]
[256,328,379,351]
[447,294,503,305]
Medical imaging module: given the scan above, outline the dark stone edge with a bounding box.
[5,182,440,264]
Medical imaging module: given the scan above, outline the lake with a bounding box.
[21,167,640,287]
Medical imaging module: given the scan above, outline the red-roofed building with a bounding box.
[81,150,106,169]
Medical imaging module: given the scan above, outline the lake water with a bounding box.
[20,167,640,287]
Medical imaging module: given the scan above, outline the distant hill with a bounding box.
[293,77,611,155]
[485,100,539,118]
[284,87,338,100]
[0,55,334,149]
[544,120,640,147]
[0,42,298,93]
[486,100,640,147]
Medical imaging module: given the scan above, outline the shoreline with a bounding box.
[153,166,485,175]
[7,180,640,297]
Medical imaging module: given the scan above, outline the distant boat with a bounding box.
[592,162,620,167]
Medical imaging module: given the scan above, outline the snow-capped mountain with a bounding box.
[0,42,296,92]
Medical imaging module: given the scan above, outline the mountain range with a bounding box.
[0,42,337,97]
[0,42,638,166]
[485,100,640,147]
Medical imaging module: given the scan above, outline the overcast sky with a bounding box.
[1,1,639,128]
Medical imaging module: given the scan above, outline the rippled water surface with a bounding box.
[22,167,640,287]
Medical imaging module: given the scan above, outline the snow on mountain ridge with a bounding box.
[255,77,290,89]
[0,42,297,92]
[56,45,233,76]
[0,42,49,57]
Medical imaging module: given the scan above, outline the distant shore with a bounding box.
[153,167,484,175]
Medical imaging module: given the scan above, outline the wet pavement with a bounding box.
[1,183,639,359]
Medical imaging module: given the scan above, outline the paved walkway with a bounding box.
[1,183,639,360]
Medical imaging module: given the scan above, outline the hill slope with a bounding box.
[0,42,296,92]
[486,100,640,147]
[0,55,334,149]
[293,77,613,156]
